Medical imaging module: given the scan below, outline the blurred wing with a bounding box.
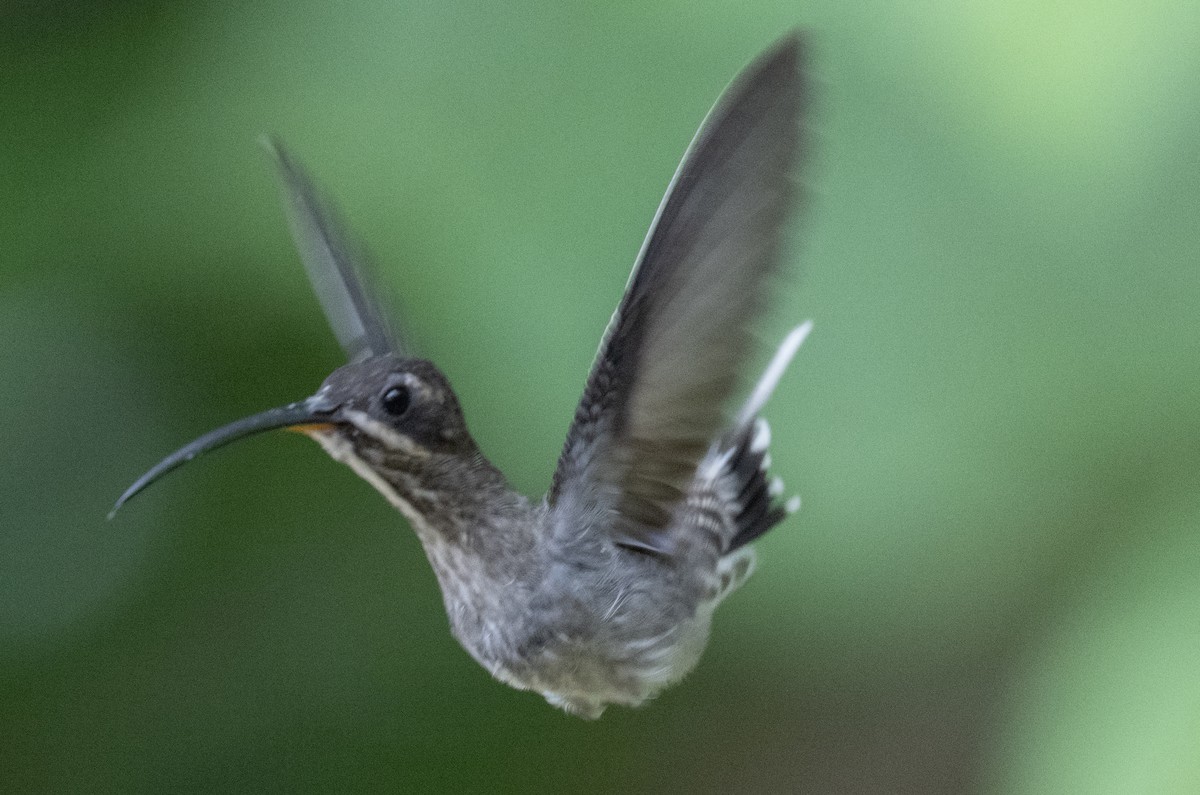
[264,137,400,362]
[548,34,807,554]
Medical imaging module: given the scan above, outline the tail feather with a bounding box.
[725,419,793,550]
[722,323,810,551]
[734,321,811,428]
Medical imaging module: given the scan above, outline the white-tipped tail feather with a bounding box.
[751,417,771,453]
[709,323,810,552]
[736,321,812,428]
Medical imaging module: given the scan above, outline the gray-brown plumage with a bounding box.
[112,33,812,718]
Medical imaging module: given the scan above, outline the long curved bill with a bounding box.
[109,398,336,519]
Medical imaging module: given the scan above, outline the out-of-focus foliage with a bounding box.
[2,2,1197,791]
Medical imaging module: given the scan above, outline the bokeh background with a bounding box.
[3,2,1199,791]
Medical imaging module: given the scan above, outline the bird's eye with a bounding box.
[381,385,411,416]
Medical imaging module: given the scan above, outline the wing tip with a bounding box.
[259,134,300,184]
[258,132,283,159]
[762,29,805,69]
[740,29,808,96]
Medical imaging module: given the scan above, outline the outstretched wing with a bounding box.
[264,137,401,362]
[547,34,807,555]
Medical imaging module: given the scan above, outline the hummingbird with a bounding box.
[112,33,811,718]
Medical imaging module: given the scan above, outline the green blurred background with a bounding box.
[3,1,1198,791]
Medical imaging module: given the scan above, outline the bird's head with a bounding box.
[110,354,473,517]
